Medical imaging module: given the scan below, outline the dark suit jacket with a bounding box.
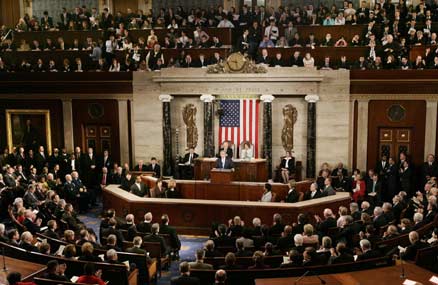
[147,163,161,177]
[137,222,152,234]
[170,275,200,285]
[34,152,47,172]
[133,164,148,171]
[130,183,148,197]
[215,157,234,169]
[218,147,233,158]
[101,227,125,248]
[144,233,167,255]
[182,153,199,164]
[304,190,322,200]
[285,188,299,203]
[19,241,38,252]
[356,249,382,261]
[160,224,181,249]
[373,215,388,229]
[276,234,294,252]
[280,157,295,172]
[330,253,354,264]
[376,160,389,176]
[23,218,40,234]
[127,246,147,255]
[401,241,428,261]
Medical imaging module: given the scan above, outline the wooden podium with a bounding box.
[210,168,234,184]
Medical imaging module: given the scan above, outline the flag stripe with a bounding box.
[219,99,259,158]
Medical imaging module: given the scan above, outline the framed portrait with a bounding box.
[6,109,52,155]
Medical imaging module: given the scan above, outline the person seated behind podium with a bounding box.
[321,177,336,196]
[134,160,147,171]
[147,157,161,177]
[304,183,322,200]
[280,151,295,184]
[261,183,275,202]
[182,148,199,165]
[216,150,234,170]
[240,142,253,160]
[284,180,299,203]
[151,178,165,198]
[218,141,233,158]
[130,175,149,197]
[165,179,181,198]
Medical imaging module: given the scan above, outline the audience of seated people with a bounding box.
[2,2,438,71]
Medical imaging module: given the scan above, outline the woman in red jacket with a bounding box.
[352,173,366,202]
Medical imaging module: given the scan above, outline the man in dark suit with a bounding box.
[160,214,181,257]
[144,223,167,256]
[81,147,97,187]
[376,154,389,177]
[304,183,322,200]
[130,176,148,197]
[331,162,348,177]
[170,261,200,285]
[43,220,59,240]
[137,212,153,234]
[133,160,147,171]
[127,236,147,254]
[99,150,113,170]
[401,231,428,261]
[34,146,47,173]
[215,150,234,170]
[329,242,354,264]
[356,239,382,261]
[276,225,294,253]
[101,218,125,249]
[421,154,438,185]
[373,206,388,229]
[40,11,53,29]
[23,209,41,234]
[315,208,337,237]
[366,173,382,205]
[181,148,199,179]
[218,141,233,158]
[147,157,161,177]
[19,231,39,252]
[321,177,336,196]
[285,180,299,203]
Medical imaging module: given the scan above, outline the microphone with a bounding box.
[294,269,326,285]
[399,251,406,279]
[2,247,8,272]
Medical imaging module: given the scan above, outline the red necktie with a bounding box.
[101,174,106,185]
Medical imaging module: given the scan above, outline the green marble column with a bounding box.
[200,94,215,157]
[159,94,173,176]
[261,95,275,180]
[305,94,319,178]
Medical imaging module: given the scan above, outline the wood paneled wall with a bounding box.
[72,100,120,164]
[112,0,138,13]
[367,100,426,170]
[0,0,21,27]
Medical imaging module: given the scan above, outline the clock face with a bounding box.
[226,53,246,71]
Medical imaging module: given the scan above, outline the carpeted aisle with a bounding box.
[80,204,208,284]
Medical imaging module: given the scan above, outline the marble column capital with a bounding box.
[260,94,275,103]
[159,94,173,102]
[304,94,320,103]
[200,94,215,103]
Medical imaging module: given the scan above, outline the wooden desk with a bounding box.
[0,256,46,284]
[255,262,435,285]
[142,175,312,201]
[103,185,350,235]
[194,158,268,182]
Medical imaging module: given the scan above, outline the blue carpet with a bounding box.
[80,203,208,285]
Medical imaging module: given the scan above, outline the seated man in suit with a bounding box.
[215,150,234,170]
[43,220,60,239]
[137,212,153,234]
[400,231,428,261]
[130,175,149,197]
[160,214,181,259]
[127,236,147,254]
[144,223,168,256]
[329,242,354,264]
[356,239,382,261]
[188,249,213,270]
[181,148,199,179]
[23,209,41,235]
[304,182,322,200]
[19,231,38,252]
[322,177,336,196]
[147,157,161,177]
[171,261,200,285]
[134,160,147,171]
[218,141,233,158]
[285,180,299,203]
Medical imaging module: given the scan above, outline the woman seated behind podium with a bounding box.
[164,179,181,198]
[260,183,276,202]
[150,178,165,198]
[240,142,253,160]
[280,151,295,184]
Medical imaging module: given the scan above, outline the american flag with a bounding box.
[219,99,260,158]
